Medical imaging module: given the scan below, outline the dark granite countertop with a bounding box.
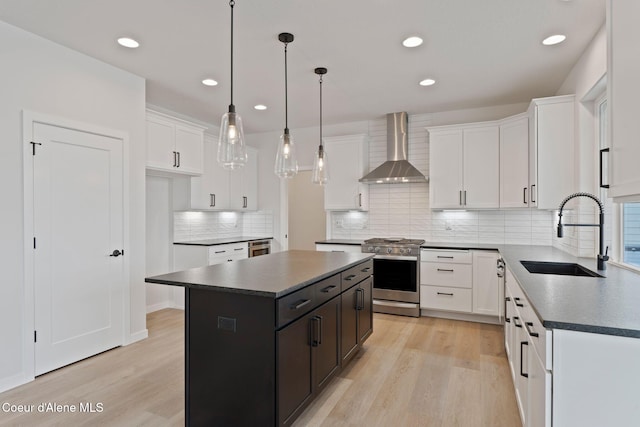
[316,240,640,337]
[145,250,373,298]
[174,236,273,246]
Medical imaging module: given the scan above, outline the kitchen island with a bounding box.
[145,250,374,427]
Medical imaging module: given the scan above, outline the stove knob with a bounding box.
[374,247,380,253]
[387,247,393,254]
[367,246,374,252]
[401,248,407,255]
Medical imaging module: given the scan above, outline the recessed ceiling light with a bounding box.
[542,34,566,46]
[254,104,267,110]
[419,78,436,86]
[402,36,423,48]
[117,37,139,48]
[202,79,218,86]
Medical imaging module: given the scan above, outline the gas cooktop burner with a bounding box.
[362,237,425,256]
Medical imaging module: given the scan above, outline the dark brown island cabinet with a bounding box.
[145,250,374,427]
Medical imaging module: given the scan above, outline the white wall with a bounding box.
[0,21,147,391]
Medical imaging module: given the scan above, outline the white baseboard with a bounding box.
[420,309,501,325]
[146,301,172,313]
[125,329,148,345]
[0,372,31,394]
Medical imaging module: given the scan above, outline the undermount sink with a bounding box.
[520,260,603,278]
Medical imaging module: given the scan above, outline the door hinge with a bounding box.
[34,331,37,343]
[30,141,42,155]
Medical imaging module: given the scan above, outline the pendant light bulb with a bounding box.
[274,33,298,179]
[218,0,247,170]
[312,67,329,185]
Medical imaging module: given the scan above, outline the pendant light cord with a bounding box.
[284,42,289,131]
[319,73,323,148]
[229,0,235,107]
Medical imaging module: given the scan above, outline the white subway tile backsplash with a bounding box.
[174,210,274,242]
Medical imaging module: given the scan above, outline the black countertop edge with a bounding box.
[420,243,500,251]
[543,320,640,339]
[315,239,363,246]
[174,236,273,246]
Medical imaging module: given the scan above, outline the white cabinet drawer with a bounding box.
[420,285,472,312]
[208,243,248,264]
[421,249,472,264]
[420,262,472,288]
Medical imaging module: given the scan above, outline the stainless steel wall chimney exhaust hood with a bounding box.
[359,112,428,184]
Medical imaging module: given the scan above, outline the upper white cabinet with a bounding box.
[323,134,369,211]
[607,0,640,200]
[428,123,500,209]
[191,138,258,211]
[499,114,530,208]
[528,95,575,210]
[146,110,205,175]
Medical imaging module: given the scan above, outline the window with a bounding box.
[623,204,640,268]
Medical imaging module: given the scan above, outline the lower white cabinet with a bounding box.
[174,242,248,271]
[420,249,501,319]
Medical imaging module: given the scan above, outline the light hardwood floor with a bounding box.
[0,309,520,427]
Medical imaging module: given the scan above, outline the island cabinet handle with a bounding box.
[320,285,337,294]
[356,288,364,310]
[525,322,539,338]
[520,341,529,378]
[513,316,522,328]
[344,274,357,281]
[291,299,311,311]
[310,316,322,347]
[514,297,524,307]
[361,267,371,273]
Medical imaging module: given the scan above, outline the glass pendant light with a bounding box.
[218,0,247,170]
[312,67,329,185]
[274,33,299,179]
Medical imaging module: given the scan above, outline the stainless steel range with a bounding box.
[362,237,424,317]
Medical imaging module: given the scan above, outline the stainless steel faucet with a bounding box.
[557,192,609,270]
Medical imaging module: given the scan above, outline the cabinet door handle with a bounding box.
[505,317,511,323]
[361,267,371,273]
[344,274,357,281]
[463,190,467,206]
[437,292,454,296]
[176,151,181,167]
[320,285,337,294]
[437,268,454,272]
[243,196,248,208]
[311,316,322,347]
[459,190,463,206]
[514,297,524,307]
[291,299,311,310]
[513,316,522,328]
[358,193,362,207]
[172,151,177,167]
[215,250,226,254]
[437,255,454,259]
[356,288,364,310]
[520,341,529,378]
[523,187,528,204]
[600,148,610,189]
[531,184,536,203]
[209,193,216,207]
[525,321,539,338]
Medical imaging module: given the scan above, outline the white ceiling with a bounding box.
[0,0,605,134]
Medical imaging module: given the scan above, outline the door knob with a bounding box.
[110,249,123,257]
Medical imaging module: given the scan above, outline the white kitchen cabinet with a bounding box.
[323,134,369,211]
[146,110,205,175]
[420,249,473,313]
[607,0,640,200]
[528,95,575,209]
[174,242,248,271]
[229,146,258,210]
[191,143,258,211]
[499,114,530,208]
[472,251,502,316]
[428,123,499,209]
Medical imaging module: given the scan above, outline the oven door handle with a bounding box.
[373,255,417,261]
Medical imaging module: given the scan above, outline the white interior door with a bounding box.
[33,122,124,376]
